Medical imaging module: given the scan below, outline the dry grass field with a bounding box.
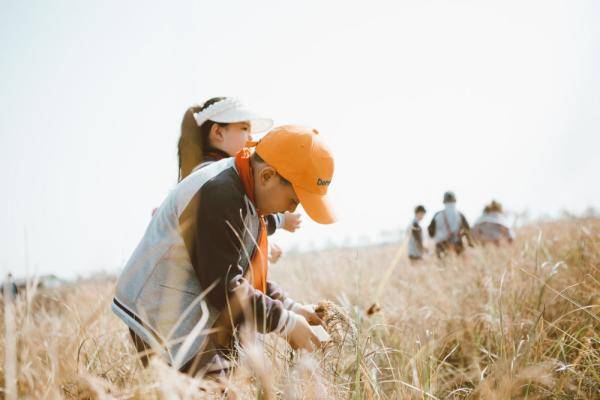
[1,218,599,399]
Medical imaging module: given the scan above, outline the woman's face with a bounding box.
[210,122,252,156]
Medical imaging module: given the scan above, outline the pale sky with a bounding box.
[1,0,599,279]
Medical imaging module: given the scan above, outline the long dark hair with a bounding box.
[177,97,227,182]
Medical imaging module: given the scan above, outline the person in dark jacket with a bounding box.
[427,191,473,257]
[112,125,335,377]
[407,205,427,262]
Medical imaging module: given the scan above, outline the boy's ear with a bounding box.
[259,166,277,186]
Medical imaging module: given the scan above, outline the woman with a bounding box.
[472,200,515,245]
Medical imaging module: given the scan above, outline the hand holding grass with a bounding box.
[293,303,324,327]
[286,314,321,352]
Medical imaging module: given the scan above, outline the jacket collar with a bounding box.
[203,146,230,162]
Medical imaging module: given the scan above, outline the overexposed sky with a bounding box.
[1,0,599,279]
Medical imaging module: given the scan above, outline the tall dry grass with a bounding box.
[1,218,598,399]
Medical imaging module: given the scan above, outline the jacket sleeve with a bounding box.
[412,222,424,252]
[179,180,286,333]
[459,213,474,246]
[266,280,297,310]
[459,213,471,231]
[264,214,279,236]
[427,215,437,238]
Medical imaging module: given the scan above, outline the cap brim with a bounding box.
[294,186,337,224]
[209,108,273,133]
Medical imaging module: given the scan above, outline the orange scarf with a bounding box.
[234,149,268,293]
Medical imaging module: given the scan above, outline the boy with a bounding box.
[407,205,427,262]
[112,125,335,376]
[427,191,473,257]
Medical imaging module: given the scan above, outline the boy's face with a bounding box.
[254,165,300,215]
[415,211,425,222]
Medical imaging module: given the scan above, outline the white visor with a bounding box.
[193,98,273,134]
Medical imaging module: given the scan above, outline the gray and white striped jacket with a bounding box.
[112,157,294,369]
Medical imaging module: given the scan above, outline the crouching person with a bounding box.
[472,200,515,245]
[111,125,336,377]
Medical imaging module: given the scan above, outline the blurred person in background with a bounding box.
[428,191,473,257]
[472,200,515,245]
[407,205,427,263]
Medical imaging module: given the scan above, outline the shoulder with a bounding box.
[200,168,245,212]
[192,160,213,172]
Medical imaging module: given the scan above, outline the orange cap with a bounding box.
[254,125,336,224]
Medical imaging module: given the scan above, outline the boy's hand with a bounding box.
[282,212,302,232]
[286,315,321,351]
[294,304,324,327]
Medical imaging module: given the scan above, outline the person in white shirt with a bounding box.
[427,191,473,257]
[472,200,515,245]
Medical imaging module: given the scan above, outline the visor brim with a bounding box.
[210,108,273,133]
[294,186,337,225]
